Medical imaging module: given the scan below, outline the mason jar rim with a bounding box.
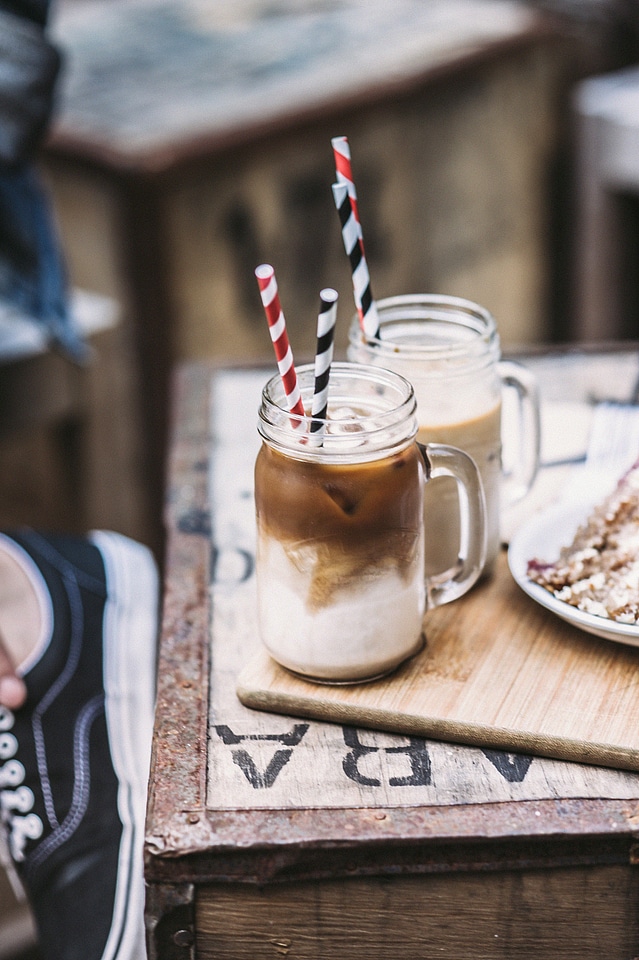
[349,294,499,361]
[257,361,418,462]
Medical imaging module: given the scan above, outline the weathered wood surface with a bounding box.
[238,548,639,771]
[146,351,639,872]
[196,865,639,960]
[214,360,639,795]
[146,351,639,959]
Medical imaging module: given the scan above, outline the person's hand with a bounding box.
[0,631,26,709]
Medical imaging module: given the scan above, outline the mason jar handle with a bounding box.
[419,443,487,607]
[498,359,541,505]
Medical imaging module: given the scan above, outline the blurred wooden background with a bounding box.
[4,0,639,559]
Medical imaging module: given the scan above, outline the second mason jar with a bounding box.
[348,295,540,577]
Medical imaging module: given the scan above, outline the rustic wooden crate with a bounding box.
[146,349,639,960]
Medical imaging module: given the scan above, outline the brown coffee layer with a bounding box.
[255,443,424,609]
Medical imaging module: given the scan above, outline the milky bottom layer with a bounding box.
[257,538,425,681]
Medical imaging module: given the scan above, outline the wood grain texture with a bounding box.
[238,551,639,771]
[207,366,639,811]
[146,358,639,959]
[196,866,639,960]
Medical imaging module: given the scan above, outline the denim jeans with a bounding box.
[0,3,87,362]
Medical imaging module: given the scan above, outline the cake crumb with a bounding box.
[527,459,639,624]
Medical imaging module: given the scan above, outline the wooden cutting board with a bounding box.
[237,551,639,772]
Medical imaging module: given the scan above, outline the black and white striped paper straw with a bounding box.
[332,181,379,339]
[310,288,338,443]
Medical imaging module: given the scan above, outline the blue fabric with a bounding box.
[0,0,87,362]
[0,165,88,361]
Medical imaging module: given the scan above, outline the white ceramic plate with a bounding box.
[507,499,639,648]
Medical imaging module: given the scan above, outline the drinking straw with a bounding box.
[310,288,338,443]
[332,182,380,338]
[331,136,380,339]
[332,135,363,238]
[255,263,306,430]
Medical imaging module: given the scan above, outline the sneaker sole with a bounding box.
[90,531,158,960]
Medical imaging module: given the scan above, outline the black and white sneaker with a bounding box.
[0,529,158,960]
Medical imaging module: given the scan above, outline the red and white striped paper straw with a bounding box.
[255,264,306,430]
[310,288,338,443]
[332,136,363,239]
[332,182,379,338]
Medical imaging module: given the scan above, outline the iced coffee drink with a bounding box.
[255,363,486,682]
[416,401,502,578]
[348,295,539,577]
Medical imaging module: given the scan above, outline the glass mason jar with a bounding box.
[347,295,540,577]
[254,362,486,683]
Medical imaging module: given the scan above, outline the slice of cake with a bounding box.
[527,459,639,624]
